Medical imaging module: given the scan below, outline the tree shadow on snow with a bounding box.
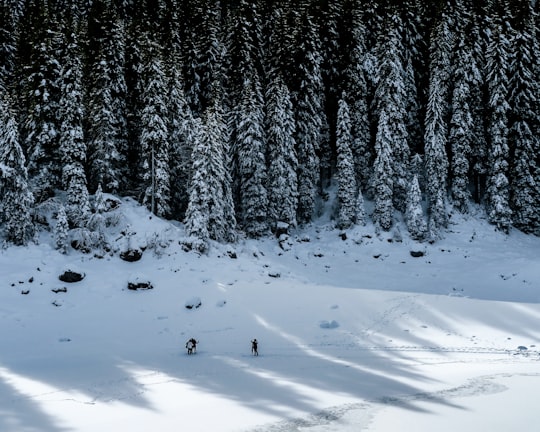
[3,282,539,430]
[0,371,71,432]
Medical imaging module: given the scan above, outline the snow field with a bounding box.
[1,200,540,431]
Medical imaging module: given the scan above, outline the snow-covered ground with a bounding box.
[1,199,540,431]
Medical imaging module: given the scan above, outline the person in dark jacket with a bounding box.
[251,338,258,356]
[186,338,197,354]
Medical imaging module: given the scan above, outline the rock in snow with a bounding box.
[185,297,202,309]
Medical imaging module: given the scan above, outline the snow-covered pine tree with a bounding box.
[294,9,324,225]
[184,95,237,250]
[449,18,474,213]
[362,0,385,56]
[372,109,394,231]
[58,25,90,228]
[20,1,62,203]
[161,0,182,57]
[124,0,146,184]
[466,3,489,203]
[424,6,452,237]
[226,0,266,227]
[179,1,203,114]
[406,174,428,241]
[485,7,512,232]
[140,37,171,218]
[317,0,342,186]
[265,74,298,233]
[508,4,540,234]
[355,188,367,227]
[182,117,211,252]
[169,89,199,219]
[236,73,268,237]
[373,6,410,214]
[166,15,195,221]
[0,1,23,90]
[86,183,107,250]
[106,14,129,188]
[182,0,225,114]
[201,2,228,114]
[86,2,128,194]
[335,96,356,230]
[0,94,35,245]
[54,205,69,254]
[228,0,264,81]
[532,3,540,162]
[208,94,237,243]
[401,0,427,156]
[263,1,300,206]
[319,0,343,114]
[264,3,296,87]
[344,4,372,194]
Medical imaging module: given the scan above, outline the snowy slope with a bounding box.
[1,198,540,432]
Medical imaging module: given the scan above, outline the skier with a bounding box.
[251,338,258,356]
[186,338,197,355]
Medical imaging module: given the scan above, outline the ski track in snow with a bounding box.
[361,294,422,337]
[242,371,540,432]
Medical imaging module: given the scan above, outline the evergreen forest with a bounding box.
[1,0,540,251]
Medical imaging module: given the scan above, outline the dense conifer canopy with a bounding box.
[1,0,540,246]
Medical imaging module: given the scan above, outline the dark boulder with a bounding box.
[120,248,143,262]
[275,221,289,238]
[52,287,68,293]
[128,280,153,290]
[59,269,85,283]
